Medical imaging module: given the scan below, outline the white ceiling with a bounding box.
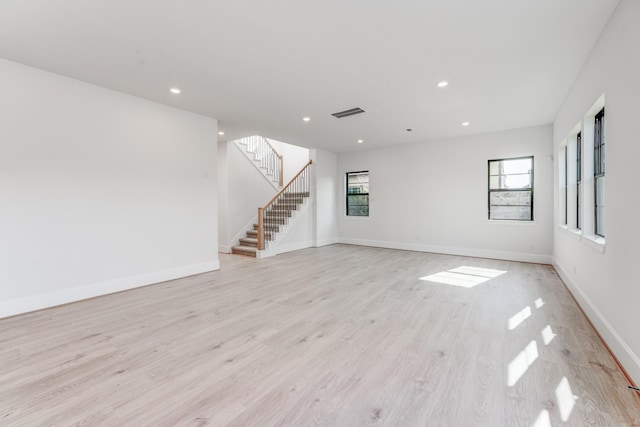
[0,0,619,152]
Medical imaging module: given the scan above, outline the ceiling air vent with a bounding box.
[331,107,366,118]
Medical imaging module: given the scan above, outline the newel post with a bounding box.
[257,207,264,250]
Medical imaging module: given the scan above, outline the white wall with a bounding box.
[552,0,640,384]
[337,125,554,263]
[0,58,219,318]
[311,149,338,247]
[217,141,229,248]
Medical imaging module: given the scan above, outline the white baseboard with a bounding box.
[553,260,640,385]
[314,237,338,247]
[337,238,553,264]
[257,240,314,259]
[0,260,220,319]
[219,245,232,254]
[275,240,314,255]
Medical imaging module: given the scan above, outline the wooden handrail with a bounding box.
[257,159,313,250]
[257,207,264,250]
[263,160,312,209]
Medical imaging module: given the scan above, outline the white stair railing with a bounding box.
[238,136,283,187]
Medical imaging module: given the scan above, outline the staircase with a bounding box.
[230,226,260,257]
[231,160,313,257]
[231,192,309,257]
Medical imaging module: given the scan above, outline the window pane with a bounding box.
[595,176,605,206]
[347,194,368,206]
[560,186,567,223]
[490,158,532,175]
[489,176,499,189]
[502,158,532,175]
[489,206,532,220]
[600,114,605,174]
[594,108,605,175]
[576,133,582,182]
[595,176,605,236]
[489,161,500,175]
[596,207,605,236]
[577,182,581,229]
[490,191,531,206]
[347,173,369,193]
[347,194,369,216]
[489,174,532,190]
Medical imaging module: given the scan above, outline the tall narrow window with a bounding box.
[564,145,568,225]
[488,156,534,221]
[346,171,369,216]
[594,108,605,236]
[576,132,582,229]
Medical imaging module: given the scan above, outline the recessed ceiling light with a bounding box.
[462,121,470,126]
[357,139,364,144]
[437,81,449,88]
[170,87,181,94]
[303,117,311,122]
[218,131,225,136]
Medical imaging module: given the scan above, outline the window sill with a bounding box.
[558,225,582,241]
[582,234,606,253]
[487,220,536,226]
[344,216,370,220]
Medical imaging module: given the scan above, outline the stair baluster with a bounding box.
[258,160,313,250]
[237,135,283,187]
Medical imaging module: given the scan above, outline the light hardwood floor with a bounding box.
[1,245,639,426]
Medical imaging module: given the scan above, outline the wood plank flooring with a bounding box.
[1,244,639,426]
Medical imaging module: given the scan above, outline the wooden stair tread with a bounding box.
[239,237,258,247]
[233,185,311,257]
[231,245,257,257]
[232,245,257,252]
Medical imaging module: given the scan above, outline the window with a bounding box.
[488,156,534,221]
[346,171,369,216]
[576,132,582,229]
[594,108,605,236]
[564,145,568,225]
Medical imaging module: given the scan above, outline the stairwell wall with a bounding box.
[218,141,277,252]
[266,138,310,183]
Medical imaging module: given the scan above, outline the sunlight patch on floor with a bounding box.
[532,409,551,427]
[420,266,506,288]
[556,376,577,421]
[508,306,532,330]
[542,325,556,345]
[535,298,545,309]
[508,340,539,386]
